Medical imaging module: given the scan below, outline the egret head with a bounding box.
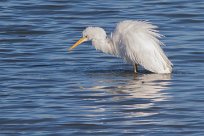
[68,27,107,51]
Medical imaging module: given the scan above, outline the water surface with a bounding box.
[1,0,204,135]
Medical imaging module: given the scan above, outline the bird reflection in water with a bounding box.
[85,73,172,117]
[122,74,172,101]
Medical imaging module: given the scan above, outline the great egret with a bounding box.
[69,20,173,73]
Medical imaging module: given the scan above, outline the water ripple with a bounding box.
[0,0,204,135]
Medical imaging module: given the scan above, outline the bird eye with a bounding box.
[85,35,88,38]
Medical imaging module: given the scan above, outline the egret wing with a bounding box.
[112,20,172,73]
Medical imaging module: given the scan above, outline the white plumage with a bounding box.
[69,20,173,74]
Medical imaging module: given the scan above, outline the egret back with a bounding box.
[111,20,172,73]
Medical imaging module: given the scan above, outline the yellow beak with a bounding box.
[68,37,88,51]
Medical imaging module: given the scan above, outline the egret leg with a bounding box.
[133,64,138,73]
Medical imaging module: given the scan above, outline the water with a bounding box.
[0,0,204,135]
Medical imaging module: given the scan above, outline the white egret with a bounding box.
[69,20,173,73]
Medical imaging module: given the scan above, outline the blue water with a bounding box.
[1,0,204,135]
